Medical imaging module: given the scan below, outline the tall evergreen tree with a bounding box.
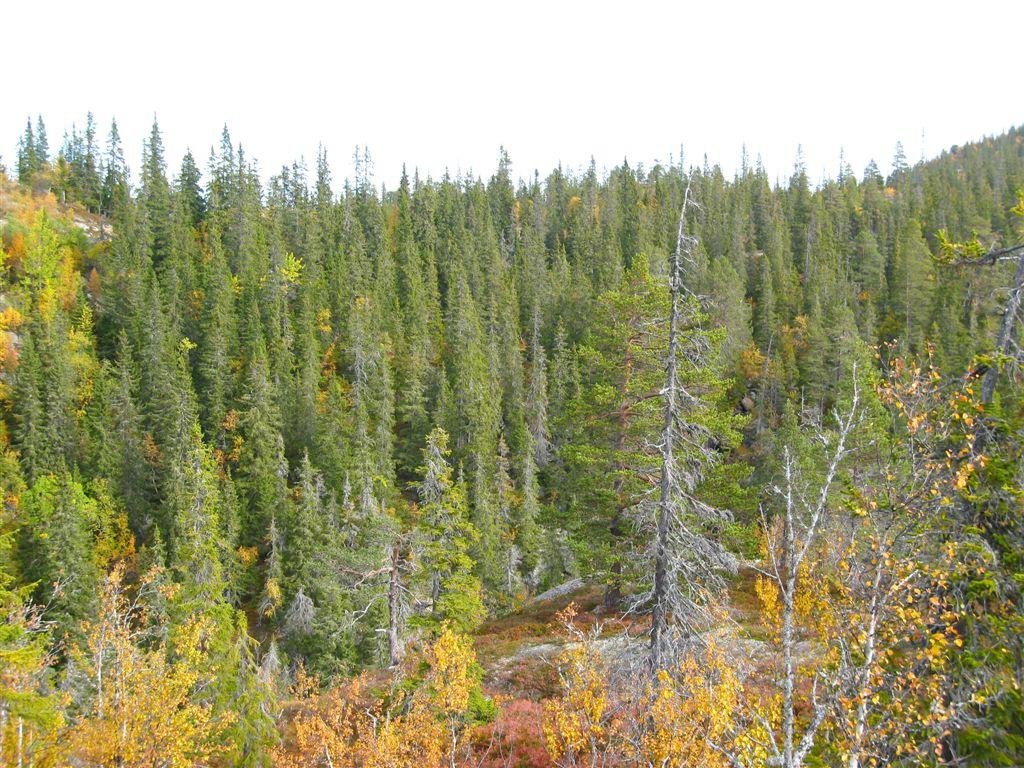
[415,428,485,632]
[177,149,206,229]
[562,255,669,608]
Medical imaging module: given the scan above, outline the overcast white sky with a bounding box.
[4,0,1021,190]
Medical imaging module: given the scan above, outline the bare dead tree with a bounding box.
[331,487,417,668]
[282,587,315,637]
[941,240,1024,406]
[980,247,1024,405]
[336,534,415,667]
[385,536,414,666]
[638,180,737,670]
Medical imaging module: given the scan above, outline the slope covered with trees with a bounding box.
[0,117,1021,766]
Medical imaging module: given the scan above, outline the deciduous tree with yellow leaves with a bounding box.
[65,565,232,768]
[543,605,740,768]
[273,627,488,768]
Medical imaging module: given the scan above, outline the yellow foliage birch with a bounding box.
[628,647,739,768]
[66,566,230,768]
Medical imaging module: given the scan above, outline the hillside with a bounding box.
[0,119,1022,767]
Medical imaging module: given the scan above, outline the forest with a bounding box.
[0,115,1021,767]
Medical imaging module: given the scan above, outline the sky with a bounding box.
[4,0,1022,191]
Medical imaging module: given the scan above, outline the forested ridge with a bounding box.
[0,116,1022,767]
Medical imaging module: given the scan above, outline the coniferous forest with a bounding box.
[1,115,1022,767]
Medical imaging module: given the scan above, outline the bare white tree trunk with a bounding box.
[846,581,881,768]
[647,180,736,670]
[387,540,404,667]
[780,452,798,768]
[981,250,1024,405]
[650,183,697,669]
[759,376,861,768]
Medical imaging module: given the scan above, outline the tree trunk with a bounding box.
[847,552,886,768]
[603,518,623,611]
[650,183,691,669]
[604,355,633,612]
[981,251,1024,405]
[388,541,403,667]
[782,509,797,768]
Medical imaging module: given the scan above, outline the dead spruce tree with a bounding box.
[936,201,1024,409]
[640,181,738,671]
[979,245,1024,405]
[336,526,414,668]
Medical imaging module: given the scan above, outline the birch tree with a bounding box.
[723,376,863,768]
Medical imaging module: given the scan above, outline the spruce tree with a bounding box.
[19,471,100,643]
[16,118,38,183]
[415,428,485,632]
[140,118,174,268]
[177,149,207,229]
[889,219,936,352]
[562,255,669,608]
